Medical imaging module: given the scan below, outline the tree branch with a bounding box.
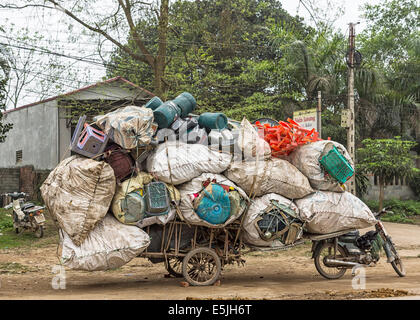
[118,0,155,66]
[44,0,150,65]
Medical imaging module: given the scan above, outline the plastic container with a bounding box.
[71,116,109,158]
[198,112,228,130]
[153,101,181,129]
[103,143,135,183]
[195,183,231,225]
[173,92,197,117]
[144,182,170,216]
[120,191,146,223]
[144,96,163,110]
[319,146,354,184]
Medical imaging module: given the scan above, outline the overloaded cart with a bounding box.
[40,92,405,286]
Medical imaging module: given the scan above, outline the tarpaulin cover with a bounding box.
[178,173,249,227]
[40,156,116,246]
[59,214,150,271]
[95,105,155,149]
[288,140,354,192]
[111,172,180,227]
[295,191,376,234]
[242,193,300,247]
[224,158,314,199]
[146,141,232,185]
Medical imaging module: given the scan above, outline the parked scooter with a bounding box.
[309,208,405,279]
[3,192,46,238]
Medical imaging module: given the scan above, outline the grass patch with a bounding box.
[364,199,420,224]
[0,209,59,249]
[0,262,39,274]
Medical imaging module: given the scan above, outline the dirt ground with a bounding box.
[0,222,419,300]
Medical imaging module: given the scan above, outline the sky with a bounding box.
[0,0,382,108]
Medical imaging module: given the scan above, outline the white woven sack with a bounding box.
[242,193,299,247]
[146,141,232,185]
[60,214,150,271]
[295,191,376,234]
[288,140,354,192]
[225,158,313,199]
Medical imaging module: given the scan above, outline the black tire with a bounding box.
[34,226,44,238]
[166,257,183,278]
[182,247,221,286]
[387,240,406,277]
[15,227,19,234]
[314,242,348,280]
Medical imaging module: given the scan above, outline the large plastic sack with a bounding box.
[146,141,232,185]
[242,193,299,247]
[237,118,271,160]
[288,140,354,192]
[178,173,249,228]
[295,191,376,234]
[95,105,155,149]
[225,158,314,199]
[111,172,180,226]
[40,156,116,246]
[59,215,150,271]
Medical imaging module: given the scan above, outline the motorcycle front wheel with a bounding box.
[387,239,406,277]
[314,242,348,280]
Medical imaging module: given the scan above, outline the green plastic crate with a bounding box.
[319,146,354,184]
[144,182,170,216]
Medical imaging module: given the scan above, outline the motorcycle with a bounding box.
[309,207,406,279]
[3,192,46,238]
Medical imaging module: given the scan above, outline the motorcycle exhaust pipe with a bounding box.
[325,258,360,268]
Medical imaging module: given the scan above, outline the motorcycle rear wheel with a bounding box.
[34,226,44,238]
[314,242,348,280]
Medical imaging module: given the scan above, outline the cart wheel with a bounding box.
[166,257,183,278]
[182,247,221,286]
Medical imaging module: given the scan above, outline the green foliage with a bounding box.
[357,137,418,184]
[408,169,420,198]
[355,169,370,199]
[107,0,311,121]
[0,208,13,231]
[365,199,420,224]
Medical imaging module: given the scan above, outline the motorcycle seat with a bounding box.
[21,203,35,211]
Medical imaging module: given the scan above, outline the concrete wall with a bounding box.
[0,101,59,170]
[364,174,416,201]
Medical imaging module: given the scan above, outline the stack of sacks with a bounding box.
[41,104,163,271]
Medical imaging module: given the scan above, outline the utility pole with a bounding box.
[317,91,322,138]
[346,22,356,195]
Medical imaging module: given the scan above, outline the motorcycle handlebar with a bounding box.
[375,207,393,218]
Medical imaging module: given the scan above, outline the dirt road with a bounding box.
[1,222,419,300]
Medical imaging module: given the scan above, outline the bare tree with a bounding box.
[0,24,89,108]
[1,0,170,97]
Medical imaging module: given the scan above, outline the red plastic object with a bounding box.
[255,118,322,157]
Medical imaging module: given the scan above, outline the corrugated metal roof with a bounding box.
[3,76,155,114]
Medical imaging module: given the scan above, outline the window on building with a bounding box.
[16,150,22,164]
